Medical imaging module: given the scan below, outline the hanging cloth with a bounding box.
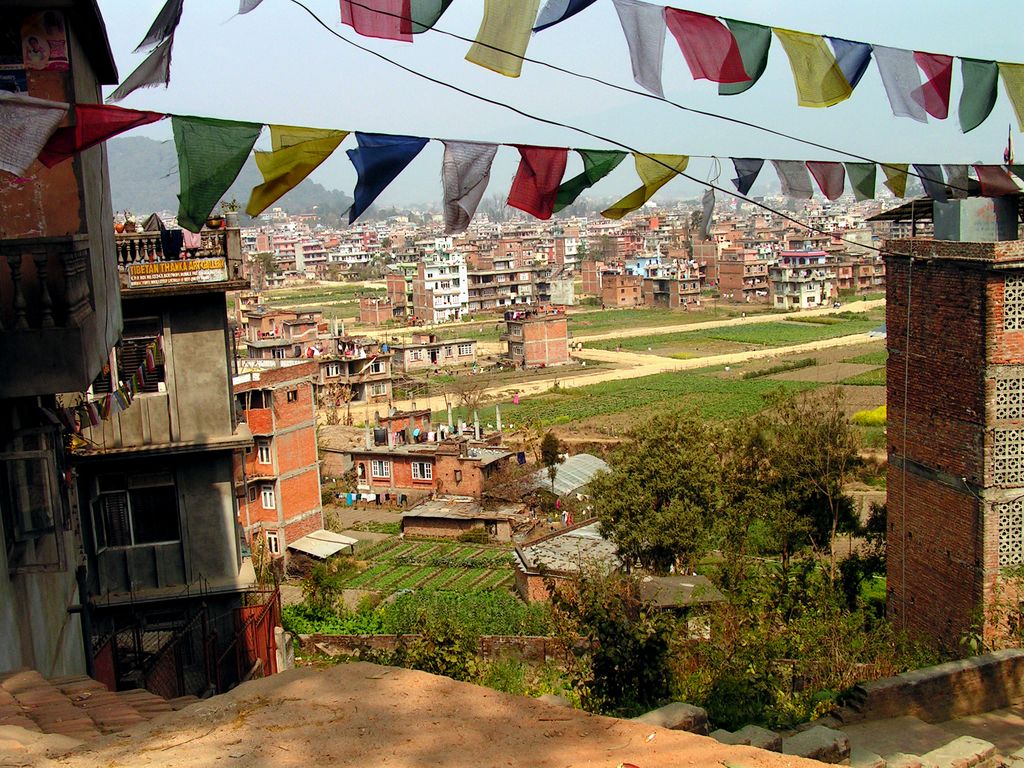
[611,0,666,98]
[912,52,953,120]
[507,146,568,219]
[38,104,166,167]
[405,0,454,33]
[826,37,872,90]
[843,163,876,201]
[465,0,541,78]
[441,140,498,234]
[773,28,852,108]
[941,164,970,200]
[881,164,909,198]
[602,153,688,220]
[156,218,183,260]
[107,35,174,103]
[771,160,814,199]
[554,149,627,212]
[913,164,948,203]
[341,0,412,42]
[699,187,715,241]
[534,0,598,32]
[347,132,429,223]
[1000,63,1024,133]
[719,19,770,96]
[172,115,262,233]
[730,158,764,196]
[135,0,183,52]
[959,59,999,134]
[806,161,845,201]
[247,125,348,216]
[0,94,69,176]
[663,9,748,84]
[239,0,265,13]
[974,165,1020,197]
[873,45,927,123]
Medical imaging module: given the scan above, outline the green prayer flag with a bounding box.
[844,162,876,201]
[173,115,262,233]
[408,0,453,33]
[719,19,770,96]
[554,149,627,212]
[959,58,999,134]
[881,163,909,198]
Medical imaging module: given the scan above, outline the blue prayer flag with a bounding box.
[534,0,598,32]
[347,133,429,223]
[731,158,764,196]
[826,36,872,89]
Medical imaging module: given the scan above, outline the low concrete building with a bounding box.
[401,496,527,541]
[601,273,644,308]
[514,522,617,602]
[390,333,477,372]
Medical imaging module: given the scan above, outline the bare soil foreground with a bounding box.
[34,663,821,768]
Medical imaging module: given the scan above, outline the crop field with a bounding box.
[566,305,773,337]
[844,349,888,366]
[345,540,514,592]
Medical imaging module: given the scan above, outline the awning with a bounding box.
[287,529,358,559]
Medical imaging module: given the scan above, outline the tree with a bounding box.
[539,431,564,493]
[452,377,486,419]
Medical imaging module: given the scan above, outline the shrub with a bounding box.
[457,528,491,544]
[852,405,887,426]
[741,358,817,380]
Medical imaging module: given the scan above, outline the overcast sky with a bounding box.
[95,0,1024,208]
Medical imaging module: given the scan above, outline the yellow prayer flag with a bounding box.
[465,0,541,78]
[881,163,909,198]
[773,28,852,108]
[601,153,689,220]
[999,63,1024,132]
[246,125,348,216]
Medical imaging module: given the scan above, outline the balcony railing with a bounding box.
[114,228,243,289]
[0,235,92,331]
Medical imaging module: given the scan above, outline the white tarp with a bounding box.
[287,529,358,559]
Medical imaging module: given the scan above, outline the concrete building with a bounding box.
[769,250,836,310]
[389,333,478,373]
[601,273,644,308]
[503,308,570,368]
[718,249,772,303]
[358,296,401,325]
[412,251,468,323]
[401,497,526,542]
[641,275,701,309]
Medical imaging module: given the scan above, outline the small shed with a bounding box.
[401,496,527,541]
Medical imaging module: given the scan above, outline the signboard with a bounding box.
[127,258,228,288]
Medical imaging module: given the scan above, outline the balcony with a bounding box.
[115,228,247,295]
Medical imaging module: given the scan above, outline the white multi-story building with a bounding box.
[413,251,468,323]
[769,250,836,310]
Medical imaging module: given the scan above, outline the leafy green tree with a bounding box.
[540,431,564,493]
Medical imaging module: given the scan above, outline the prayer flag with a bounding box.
[0,93,68,176]
[959,59,999,133]
[826,37,872,89]
[719,20,770,96]
[942,164,969,199]
[699,187,715,240]
[806,161,845,201]
[534,0,598,32]
[664,8,748,84]
[341,0,412,42]
[441,140,498,234]
[844,162,876,201]
[404,0,454,33]
[347,132,429,223]
[873,45,927,123]
[38,104,165,167]
[172,115,262,233]
[771,160,814,199]
[465,0,541,78]
[611,0,666,98]
[107,36,174,103]
[881,163,909,197]
[974,165,1020,196]
[145,346,156,373]
[999,63,1024,132]
[239,0,265,13]
[85,401,101,428]
[602,153,688,220]
[912,52,953,120]
[773,29,851,108]
[730,158,763,196]
[507,146,569,220]
[135,0,183,52]
[554,149,627,212]
[100,394,113,420]
[247,125,348,216]
[913,164,947,203]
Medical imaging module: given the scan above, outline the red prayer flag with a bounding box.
[664,8,749,84]
[913,51,953,120]
[37,104,165,167]
[507,146,568,220]
[340,0,411,42]
[806,161,846,201]
[974,165,1020,196]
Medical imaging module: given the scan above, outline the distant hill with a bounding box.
[107,136,353,221]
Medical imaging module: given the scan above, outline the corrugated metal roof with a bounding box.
[533,454,610,496]
[287,530,358,558]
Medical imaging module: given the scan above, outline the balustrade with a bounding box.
[0,236,92,332]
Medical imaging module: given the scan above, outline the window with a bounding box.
[411,350,423,361]
[286,389,298,402]
[248,486,258,502]
[412,462,433,480]
[272,348,287,359]
[257,440,271,464]
[511,343,525,357]
[1,428,64,570]
[93,472,179,550]
[91,318,165,395]
[369,360,386,374]
[326,363,341,377]
[370,383,388,397]
[261,484,276,509]
[371,459,391,479]
[265,530,280,556]
[444,346,454,357]
[458,343,473,356]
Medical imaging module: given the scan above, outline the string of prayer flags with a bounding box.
[719,20,770,96]
[974,165,1020,196]
[772,160,814,199]
[347,132,429,223]
[773,28,852,108]
[1000,63,1024,132]
[246,125,349,216]
[826,37,872,90]
[664,8,749,84]
[612,0,667,98]
[534,0,599,33]
[959,59,1000,134]
[341,0,412,42]
[465,0,541,78]
[38,104,166,168]
[172,115,262,233]
[441,140,498,234]
[942,164,969,199]
[806,161,845,201]
[873,45,927,123]
[405,0,454,34]
[913,52,953,120]
[0,94,68,176]
[730,158,764,196]
[602,153,688,219]
[881,163,909,198]
[844,162,876,201]
[507,146,568,219]
[554,149,627,213]
[107,36,174,103]
[913,164,948,203]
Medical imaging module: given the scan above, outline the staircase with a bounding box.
[0,670,197,741]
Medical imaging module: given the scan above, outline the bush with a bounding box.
[741,358,817,379]
[852,405,887,426]
[457,528,491,544]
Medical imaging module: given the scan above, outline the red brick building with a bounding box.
[359,296,400,325]
[503,308,570,368]
[234,362,324,560]
[886,236,1024,648]
[601,273,644,308]
[717,249,771,303]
